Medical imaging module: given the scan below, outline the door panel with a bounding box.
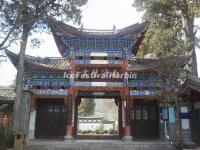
[35,99,67,139]
[130,101,159,139]
[191,106,200,142]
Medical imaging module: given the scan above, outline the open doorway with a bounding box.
[76,98,120,138]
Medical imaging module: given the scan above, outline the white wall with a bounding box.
[28,110,36,139]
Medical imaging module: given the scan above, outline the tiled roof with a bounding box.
[48,18,147,57]
[6,50,70,70]
[48,18,147,38]
[0,87,15,102]
[6,50,191,72]
[127,53,191,71]
[184,74,200,92]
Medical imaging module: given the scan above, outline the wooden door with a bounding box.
[191,106,200,142]
[130,101,159,139]
[35,99,67,139]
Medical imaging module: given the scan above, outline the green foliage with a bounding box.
[138,25,188,57]
[133,0,199,57]
[78,98,96,117]
[0,0,88,53]
[0,0,88,134]
[80,130,94,134]
[78,125,117,135]
[94,124,104,134]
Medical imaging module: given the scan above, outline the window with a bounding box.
[130,110,135,120]
[135,108,142,120]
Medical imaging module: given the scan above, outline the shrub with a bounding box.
[108,129,117,134]
[95,125,104,134]
[81,130,93,134]
[104,130,108,134]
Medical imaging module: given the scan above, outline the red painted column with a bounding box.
[64,95,73,140]
[66,124,73,139]
[122,96,133,140]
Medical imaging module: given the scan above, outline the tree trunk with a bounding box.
[13,26,29,150]
[191,49,198,76]
[175,96,182,149]
[181,12,198,76]
[13,26,29,133]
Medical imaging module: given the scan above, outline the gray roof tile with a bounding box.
[0,87,15,101]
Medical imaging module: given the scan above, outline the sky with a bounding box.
[0,0,199,86]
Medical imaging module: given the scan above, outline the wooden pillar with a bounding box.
[64,95,74,140]
[122,96,133,140]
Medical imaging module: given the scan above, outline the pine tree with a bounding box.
[78,98,96,117]
[133,0,200,148]
[0,0,87,149]
[134,0,200,75]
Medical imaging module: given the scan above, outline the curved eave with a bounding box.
[48,18,148,57]
[25,61,69,72]
[48,18,147,38]
[51,28,69,56]
[127,54,191,72]
[52,29,147,57]
[183,74,200,93]
[132,30,146,56]
[6,50,70,72]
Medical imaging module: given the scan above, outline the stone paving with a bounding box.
[25,140,176,150]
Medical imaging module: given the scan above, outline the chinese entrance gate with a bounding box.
[6,18,188,140]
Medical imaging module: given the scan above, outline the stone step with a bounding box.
[26,140,176,150]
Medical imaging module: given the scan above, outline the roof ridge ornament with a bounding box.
[113,25,116,33]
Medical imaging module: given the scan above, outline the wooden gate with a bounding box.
[130,101,159,139]
[191,104,200,142]
[35,99,67,139]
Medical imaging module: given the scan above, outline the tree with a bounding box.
[154,55,190,148]
[0,0,87,149]
[134,0,200,76]
[133,0,199,148]
[78,98,96,117]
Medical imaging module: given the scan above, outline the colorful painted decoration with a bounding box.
[61,35,135,51]
[129,72,163,80]
[32,89,68,95]
[128,80,163,87]
[73,81,124,87]
[74,59,123,65]
[26,70,65,79]
[63,50,133,58]
[129,90,159,96]
[25,79,70,86]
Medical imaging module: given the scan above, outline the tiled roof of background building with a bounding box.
[127,53,191,71]
[0,87,15,102]
[184,74,200,92]
[5,50,70,70]
[0,87,15,98]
